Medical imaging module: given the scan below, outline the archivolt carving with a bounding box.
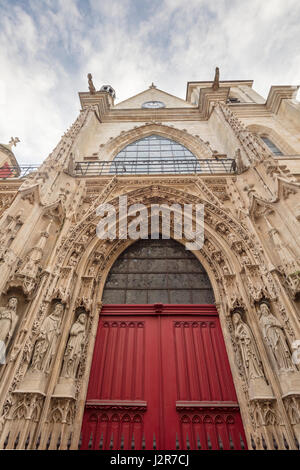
[47,184,276,315]
[58,185,259,257]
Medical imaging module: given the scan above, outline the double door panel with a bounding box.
[81,305,247,450]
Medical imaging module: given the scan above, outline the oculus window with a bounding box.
[142,101,165,108]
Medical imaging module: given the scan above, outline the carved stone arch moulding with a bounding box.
[61,184,259,253]
[99,123,214,161]
[52,184,269,314]
[57,185,265,267]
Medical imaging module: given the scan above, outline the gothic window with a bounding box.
[110,134,201,174]
[260,136,283,156]
[102,239,215,304]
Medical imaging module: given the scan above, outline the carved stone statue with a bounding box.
[30,302,64,374]
[258,302,296,373]
[232,311,266,382]
[0,297,18,346]
[61,313,87,379]
[87,73,96,94]
[212,67,220,91]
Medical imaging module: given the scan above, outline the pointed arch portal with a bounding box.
[81,239,247,450]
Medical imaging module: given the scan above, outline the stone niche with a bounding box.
[0,287,28,363]
[53,307,88,400]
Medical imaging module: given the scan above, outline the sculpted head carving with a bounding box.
[258,301,271,318]
[8,296,18,310]
[232,308,248,327]
[52,302,64,317]
[77,313,87,325]
[232,311,242,327]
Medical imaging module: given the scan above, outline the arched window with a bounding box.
[110,134,201,174]
[260,136,283,156]
[102,238,215,304]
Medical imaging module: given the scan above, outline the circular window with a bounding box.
[142,101,165,109]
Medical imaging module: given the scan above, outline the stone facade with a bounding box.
[0,75,300,450]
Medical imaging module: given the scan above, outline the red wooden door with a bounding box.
[81,305,247,450]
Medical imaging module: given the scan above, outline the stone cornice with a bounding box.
[78,87,299,123]
[266,85,299,114]
[95,99,275,122]
[186,80,254,102]
[230,104,273,118]
[100,105,275,122]
[102,107,202,122]
[198,87,230,119]
[77,83,299,123]
[78,91,111,120]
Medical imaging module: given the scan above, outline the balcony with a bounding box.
[0,159,236,180]
[74,158,236,176]
[0,164,40,179]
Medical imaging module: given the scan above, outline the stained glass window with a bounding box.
[111,134,201,174]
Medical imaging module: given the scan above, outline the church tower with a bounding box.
[0,71,300,450]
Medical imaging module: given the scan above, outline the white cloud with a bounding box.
[0,0,299,164]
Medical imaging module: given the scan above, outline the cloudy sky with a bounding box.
[0,0,299,164]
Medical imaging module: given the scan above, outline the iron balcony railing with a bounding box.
[74,158,236,176]
[0,164,40,179]
[0,159,236,179]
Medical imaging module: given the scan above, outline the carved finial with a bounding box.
[149,82,156,89]
[8,137,20,148]
[212,67,220,91]
[87,73,96,94]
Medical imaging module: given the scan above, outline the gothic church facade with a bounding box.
[0,73,300,450]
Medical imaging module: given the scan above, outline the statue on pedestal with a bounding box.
[212,67,220,91]
[61,313,87,379]
[258,302,296,373]
[30,302,64,374]
[232,311,266,382]
[87,73,96,94]
[0,297,18,347]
